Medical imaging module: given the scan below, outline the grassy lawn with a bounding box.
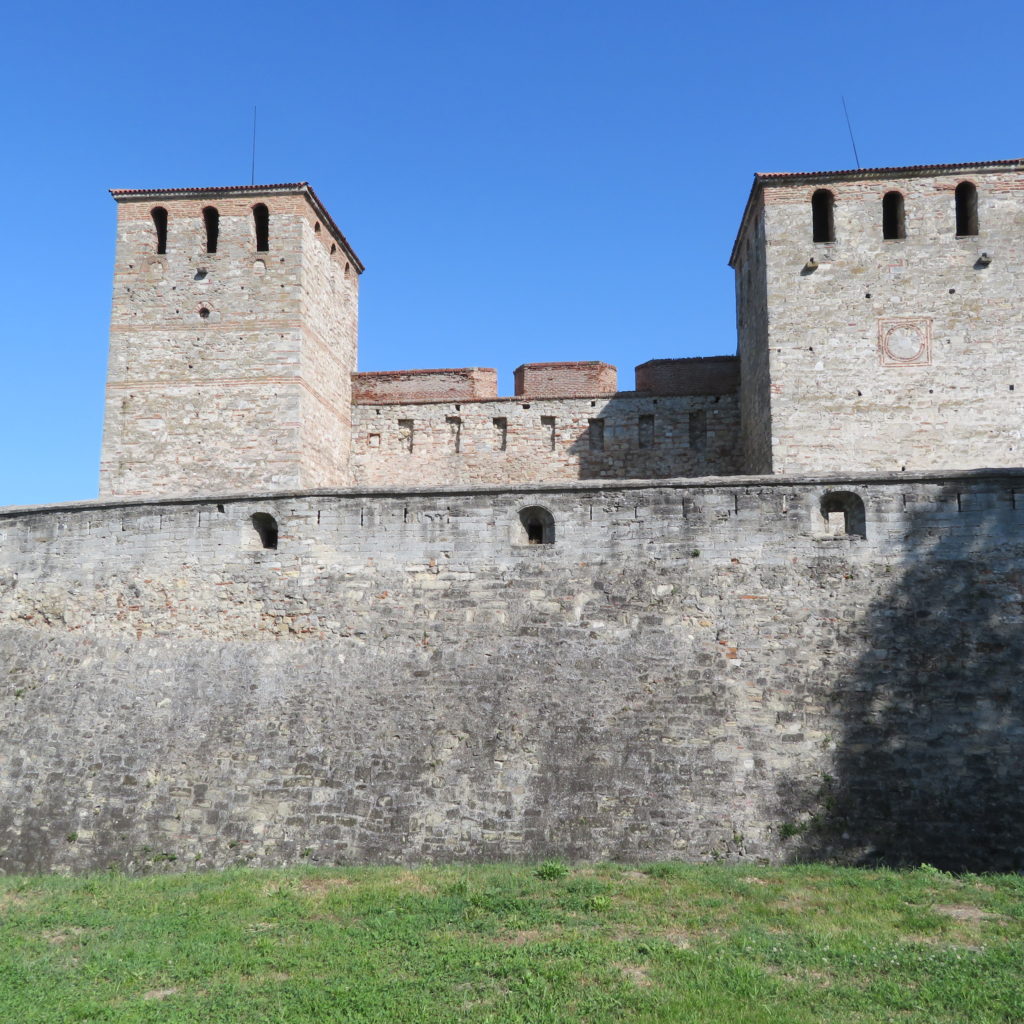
[0,862,1021,1023]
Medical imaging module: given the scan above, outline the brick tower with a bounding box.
[99,183,362,497]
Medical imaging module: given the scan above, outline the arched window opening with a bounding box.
[203,206,220,254]
[955,181,978,236]
[811,189,835,243]
[151,207,168,254]
[517,506,555,545]
[252,203,269,252]
[820,491,866,539]
[251,512,278,549]
[882,191,905,239]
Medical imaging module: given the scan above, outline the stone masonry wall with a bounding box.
[732,197,773,474]
[0,470,1022,873]
[100,189,359,498]
[742,165,1024,474]
[349,393,741,486]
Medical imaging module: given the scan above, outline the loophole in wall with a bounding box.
[515,506,555,545]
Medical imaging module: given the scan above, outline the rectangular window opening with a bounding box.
[638,413,654,449]
[588,418,605,452]
[493,417,507,451]
[398,419,414,453]
[688,410,707,459]
[541,416,556,452]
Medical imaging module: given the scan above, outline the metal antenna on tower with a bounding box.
[841,95,861,170]
[250,106,257,186]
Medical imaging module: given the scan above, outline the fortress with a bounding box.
[1,160,1023,873]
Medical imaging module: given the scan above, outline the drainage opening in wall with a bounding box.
[251,512,279,550]
[820,491,866,539]
[516,506,555,545]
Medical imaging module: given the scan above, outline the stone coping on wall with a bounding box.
[352,389,710,407]
[5,466,1024,520]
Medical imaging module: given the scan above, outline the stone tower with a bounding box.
[99,183,362,497]
[731,159,1024,475]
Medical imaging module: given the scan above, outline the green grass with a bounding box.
[0,863,1021,1022]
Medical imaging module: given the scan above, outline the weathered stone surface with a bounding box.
[1,471,1021,873]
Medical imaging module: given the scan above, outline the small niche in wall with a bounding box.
[493,416,508,451]
[515,506,555,546]
[541,416,556,451]
[398,419,414,452]
[819,491,866,539]
[638,413,654,449]
[250,512,279,549]
[446,416,462,453]
[688,409,707,458]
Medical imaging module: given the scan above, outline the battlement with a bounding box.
[513,361,618,398]
[352,367,499,404]
[635,356,740,396]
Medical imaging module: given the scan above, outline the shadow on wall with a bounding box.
[563,395,736,480]
[781,484,1024,872]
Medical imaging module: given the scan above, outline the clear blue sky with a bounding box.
[2,0,1023,505]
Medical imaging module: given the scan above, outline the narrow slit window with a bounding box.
[253,203,269,252]
[151,207,168,254]
[955,181,978,236]
[493,417,508,451]
[446,415,462,453]
[689,409,707,459]
[638,413,654,449]
[541,415,556,451]
[203,206,220,254]
[588,418,605,452]
[882,191,905,239]
[811,189,835,243]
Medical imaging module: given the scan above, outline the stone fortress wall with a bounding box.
[2,470,1022,872]
[4,158,1024,874]
[349,358,742,487]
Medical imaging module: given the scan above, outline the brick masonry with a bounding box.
[352,368,499,403]
[513,361,618,398]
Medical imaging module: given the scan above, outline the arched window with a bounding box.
[250,512,278,549]
[955,181,978,236]
[253,203,269,252]
[151,207,168,254]
[203,206,220,254]
[811,189,835,243]
[882,191,905,239]
[516,506,555,545]
[820,491,866,539]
